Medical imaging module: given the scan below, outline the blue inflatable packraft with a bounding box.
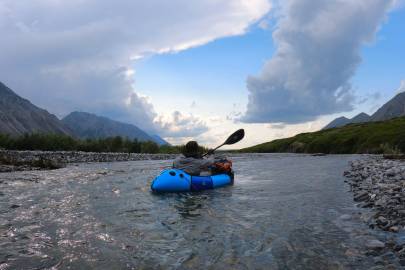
[151,169,234,192]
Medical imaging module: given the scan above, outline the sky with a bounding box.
[0,0,404,148]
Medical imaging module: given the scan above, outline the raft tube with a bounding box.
[151,169,234,193]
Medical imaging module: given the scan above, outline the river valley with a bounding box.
[0,154,403,269]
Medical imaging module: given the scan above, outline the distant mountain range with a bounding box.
[62,112,168,145]
[324,92,405,129]
[0,81,168,145]
[242,89,405,154]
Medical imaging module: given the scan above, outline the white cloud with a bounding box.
[397,80,405,93]
[0,0,270,138]
[154,111,209,138]
[268,123,285,129]
[241,0,395,124]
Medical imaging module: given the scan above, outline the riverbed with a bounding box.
[0,154,401,269]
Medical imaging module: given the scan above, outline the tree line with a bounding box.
[0,133,185,154]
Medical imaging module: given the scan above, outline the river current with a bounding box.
[0,154,398,269]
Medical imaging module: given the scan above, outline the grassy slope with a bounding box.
[241,117,405,154]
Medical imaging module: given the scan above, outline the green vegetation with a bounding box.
[241,117,405,154]
[0,133,183,154]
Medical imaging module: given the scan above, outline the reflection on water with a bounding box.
[173,194,208,218]
[0,154,398,269]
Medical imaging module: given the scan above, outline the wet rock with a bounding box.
[340,214,351,221]
[369,266,385,270]
[396,248,405,257]
[373,256,384,265]
[377,216,388,226]
[366,240,385,249]
[381,251,396,261]
[396,236,405,246]
[389,226,399,233]
[344,248,360,257]
[384,264,397,270]
[354,191,369,202]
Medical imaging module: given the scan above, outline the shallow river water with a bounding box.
[0,154,399,269]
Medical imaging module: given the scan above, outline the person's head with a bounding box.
[183,141,201,158]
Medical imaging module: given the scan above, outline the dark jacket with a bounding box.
[172,155,215,175]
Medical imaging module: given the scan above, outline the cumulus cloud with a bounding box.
[241,0,395,124]
[0,0,270,136]
[154,111,209,138]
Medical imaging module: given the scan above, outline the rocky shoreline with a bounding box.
[344,156,405,266]
[0,150,178,172]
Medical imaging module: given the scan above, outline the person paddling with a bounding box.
[172,141,215,175]
[152,130,244,192]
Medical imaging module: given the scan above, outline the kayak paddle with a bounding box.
[203,129,245,157]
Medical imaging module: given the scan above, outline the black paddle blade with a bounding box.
[224,129,245,145]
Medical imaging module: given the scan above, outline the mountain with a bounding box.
[371,92,405,122]
[350,112,370,124]
[62,111,165,144]
[323,113,371,130]
[324,92,405,130]
[241,116,405,154]
[323,116,350,129]
[0,81,72,136]
[151,135,170,146]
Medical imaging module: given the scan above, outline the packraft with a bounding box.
[151,169,234,193]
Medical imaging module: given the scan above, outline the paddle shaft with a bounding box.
[202,129,244,157]
[202,143,224,157]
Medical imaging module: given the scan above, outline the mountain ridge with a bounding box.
[0,81,72,136]
[0,81,169,145]
[323,92,405,129]
[62,111,167,145]
[370,92,405,122]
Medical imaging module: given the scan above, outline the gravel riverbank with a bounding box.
[344,156,405,232]
[0,150,178,172]
[344,156,405,266]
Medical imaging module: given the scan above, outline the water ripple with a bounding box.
[0,155,398,269]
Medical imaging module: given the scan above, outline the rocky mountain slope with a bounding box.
[322,116,350,129]
[350,112,370,123]
[370,92,405,122]
[0,81,72,136]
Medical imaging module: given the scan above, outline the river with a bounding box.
[0,154,399,269]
